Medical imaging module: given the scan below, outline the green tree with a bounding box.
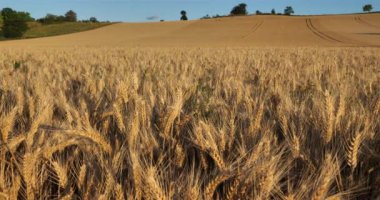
[1,8,15,20]
[363,4,373,12]
[16,11,34,21]
[180,10,188,21]
[230,3,248,16]
[284,6,294,15]
[89,17,98,23]
[65,10,77,22]
[1,8,29,38]
[271,8,276,15]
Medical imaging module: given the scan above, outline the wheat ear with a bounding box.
[346,131,364,170]
[52,161,68,188]
[226,177,240,200]
[204,174,229,200]
[374,98,380,115]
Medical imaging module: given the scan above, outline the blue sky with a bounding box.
[1,0,379,22]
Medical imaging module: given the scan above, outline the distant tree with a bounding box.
[230,3,248,16]
[89,17,98,23]
[201,14,211,19]
[38,13,68,24]
[180,10,188,20]
[256,10,262,15]
[363,4,373,13]
[160,19,165,22]
[1,8,29,38]
[65,10,77,22]
[17,12,34,21]
[38,14,60,24]
[284,6,294,15]
[271,9,276,15]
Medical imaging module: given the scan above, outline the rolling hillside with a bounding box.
[1,13,380,47]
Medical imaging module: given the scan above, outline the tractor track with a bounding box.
[306,18,380,47]
[243,21,263,39]
[354,16,380,29]
[306,18,346,44]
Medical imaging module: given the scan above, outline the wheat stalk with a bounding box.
[143,167,165,200]
[23,150,41,200]
[130,152,142,199]
[26,103,52,148]
[174,143,185,168]
[113,103,126,132]
[250,103,264,135]
[78,164,87,189]
[323,91,335,144]
[162,90,183,138]
[311,154,337,200]
[335,91,346,126]
[0,107,18,143]
[128,110,140,149]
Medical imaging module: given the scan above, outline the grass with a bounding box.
[23,22,113,38]
[0,22,113,40]
[0,47,379,199]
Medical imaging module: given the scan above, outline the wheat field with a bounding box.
[0,47,379,199]
[2,14,380,48]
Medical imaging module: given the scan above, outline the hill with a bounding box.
[1,13,380,47]
[0,22,112,40]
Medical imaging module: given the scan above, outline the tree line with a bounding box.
[199,4,296,20]
[0,8,101,38]
[37,10,100,24]
[199,3,375,20]
[230,4,295,16]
